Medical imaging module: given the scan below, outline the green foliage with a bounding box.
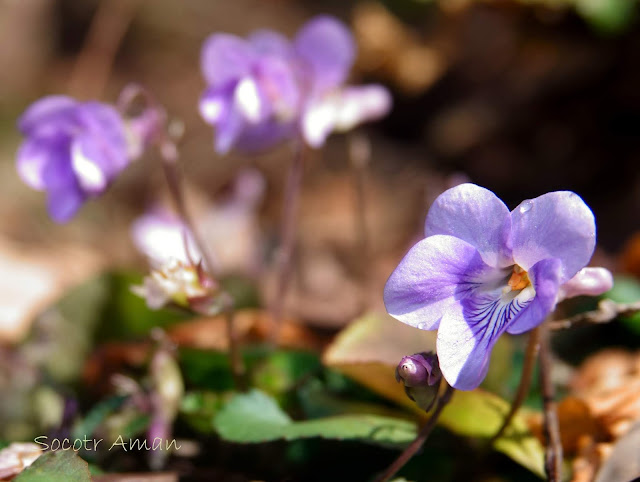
[213,389,418,448]
[605,276,640,333]
[96,271,189,340]
[575,0,638,33]
[14,450,91,482]
[324,312,546,477]
[180,391,228,432]
[251,349,321,395]
[71,395,128,442]
[392,0,638,33]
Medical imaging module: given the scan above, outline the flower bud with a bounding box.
[396,352,442,411]
[131,258,221,314]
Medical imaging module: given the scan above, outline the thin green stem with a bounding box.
[348,133,371,311]
[271,141,305,340]
[491,325,541,442]
[374,385,455,482]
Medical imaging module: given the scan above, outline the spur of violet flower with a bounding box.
[384,184,613,390]
[199,15,391,153]
[16,96,133,222]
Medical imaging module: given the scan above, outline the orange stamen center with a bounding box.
[507,265,531,291]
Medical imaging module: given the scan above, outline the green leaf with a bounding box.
[15,450,91,482]
[71,395,128,441]
[605,276,640,333]
[575,0,637,33]
[96,271,189,340]
[180,391,228,433]
[252,350,322,395]
[323,312,545,477]
[28,274,110,382]
[214,389,417,448]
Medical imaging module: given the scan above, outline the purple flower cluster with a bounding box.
[199,16,391,154]
[16,96,131,222]
[384,184,613,390]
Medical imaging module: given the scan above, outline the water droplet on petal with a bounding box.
[519,201,532,214]
[417,322,427,330]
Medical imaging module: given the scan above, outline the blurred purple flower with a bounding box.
[384,184,613,390]
[199,15,391,153]
[132,207,201,267]
[131,169,265,275]
[16,96,132,222]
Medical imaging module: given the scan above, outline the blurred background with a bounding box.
[1,0,640,479]
[1,0,639,334]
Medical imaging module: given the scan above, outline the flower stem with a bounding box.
[160,154,218,274]
[271,141,305,340]
[69,0,140,99]
[221,294,247,392]
[538,323,563,482]
[374,384,455,482]
[491,325,541,442]
[159,139,246,391]
[550,299,640,330]
[348,133,371,310]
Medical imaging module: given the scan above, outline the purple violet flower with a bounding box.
[199,15,391,154]
[384,184,613,390]
[16,96,131,222]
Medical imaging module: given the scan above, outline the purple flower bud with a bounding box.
[396,352,441,387]
[16,96,133,222]
[396,352,442,411]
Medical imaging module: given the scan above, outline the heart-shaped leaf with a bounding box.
[15,450,90,482]
[213,389,417,448]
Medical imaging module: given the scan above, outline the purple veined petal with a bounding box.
[294,15,356,92]
[17,96,77,135]
[201,34,255,87]
[131,208,201,266]
[249,29,294,58]
[556,267,613,302]
[331,84,392,132]
[511,191,596,283]
[46,183,86,223]
[384,234,503,331]
[425,183,513,268]
[437,278,537,390]
[506,258,562,335]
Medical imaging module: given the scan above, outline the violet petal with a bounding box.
[557,267,613,301]
[201,34,255,87]
[506,258,562,335]
[425,183,513,268]
[384,234,500,331]
[511,191,596,283]
[17,96,76,135]
[437,283,535,390]
[294,15,355,92]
